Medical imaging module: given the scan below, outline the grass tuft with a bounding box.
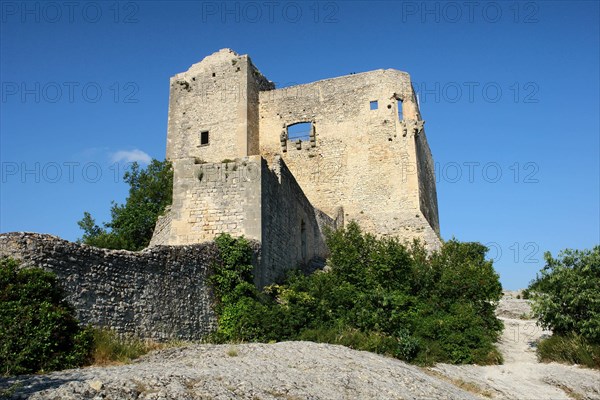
[537,334,600,369]
[226,346,239,357]
[91,329,165,366]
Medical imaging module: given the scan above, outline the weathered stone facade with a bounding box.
[0,50,442,341]
[153,48,441,268]
[0,232,255,340]
[149,155,335,287]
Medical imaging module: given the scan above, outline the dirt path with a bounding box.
[429,292,600,399]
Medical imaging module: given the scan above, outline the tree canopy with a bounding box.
[77,159,173,251]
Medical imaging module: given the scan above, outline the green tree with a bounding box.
[0,258,93,375]
[528,246,600,342]
[77,159,173,251]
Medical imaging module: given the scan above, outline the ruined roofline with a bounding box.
[172,48,273,88]
[171,48,412,94]
[261,68,413,93]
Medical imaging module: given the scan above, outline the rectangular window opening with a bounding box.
[287,122,312,142]
[398,100,404,120]
[200,131,209,146]
[370,100,378,110]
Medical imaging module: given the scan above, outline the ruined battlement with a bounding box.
[154,48,441,280]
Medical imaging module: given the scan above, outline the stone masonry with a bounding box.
[0,50,443,340]
[0,232,258,340]
[152,49,441,278]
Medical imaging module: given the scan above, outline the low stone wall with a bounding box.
[0,232,260,340]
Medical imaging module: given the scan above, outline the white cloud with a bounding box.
[110,149,152,165]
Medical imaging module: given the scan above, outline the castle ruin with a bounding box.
[0,50,442,339]
[150,49,441,286]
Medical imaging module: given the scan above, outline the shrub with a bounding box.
[0,258,93,375]
[208,223,504,365]
[528,246,600,342]
[527,246,600,368]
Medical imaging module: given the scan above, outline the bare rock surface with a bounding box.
[429,291,600,399]
[1,342,476,400]
[3,292,599,399]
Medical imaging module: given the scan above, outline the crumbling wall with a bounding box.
[0,232,243,340]
[151,155,334,287]
[258,69,440,248]
[166,49,273,164]
[148,205,173,246]
[259,156,335,286]
[415,128,440,235]
[161,156,263,245]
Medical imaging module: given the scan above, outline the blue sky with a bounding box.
[1,1,598,289]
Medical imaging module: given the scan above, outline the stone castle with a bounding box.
[150,49,440,286]
[0,49,441,339]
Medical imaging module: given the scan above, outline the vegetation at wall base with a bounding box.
[527,246,600,369]
[90,329,167,366]
[77,159,173,251]
[210,222,504,365]
[0,258,169,376]
[537,334,600,369]
[0,258,93,376]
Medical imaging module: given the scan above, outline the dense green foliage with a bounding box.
[210,222,504,365]
[78,159,173,251]
[527,246,600,369]
[528,246,600,342]
[0,258,93,375]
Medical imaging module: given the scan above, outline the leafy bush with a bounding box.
[528,246,600,342]
[0,258,93,375]
[209,222,504,365]
[527,246,600,368]
[78,159,173,251]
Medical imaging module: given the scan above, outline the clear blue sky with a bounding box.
[1,1,598,290]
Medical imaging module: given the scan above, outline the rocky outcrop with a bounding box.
[1,342,478,400]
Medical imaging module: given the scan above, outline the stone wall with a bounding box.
[156,156,263,246]
[0,232,258,340]
[258,70,440,249]
[157,49,441,256]
[415,126,440,235]
[148,205,173,247]
[151,155,335,287]
[259,155,335,286]
[166,49,273,164]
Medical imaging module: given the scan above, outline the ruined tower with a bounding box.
[151,49,440,285]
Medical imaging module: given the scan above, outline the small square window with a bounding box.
[370,100,378,110]
[200,131,209,146]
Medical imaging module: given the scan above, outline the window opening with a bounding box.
[287,122,312,142]
[398,99,404,120]
[200,131,209,146]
